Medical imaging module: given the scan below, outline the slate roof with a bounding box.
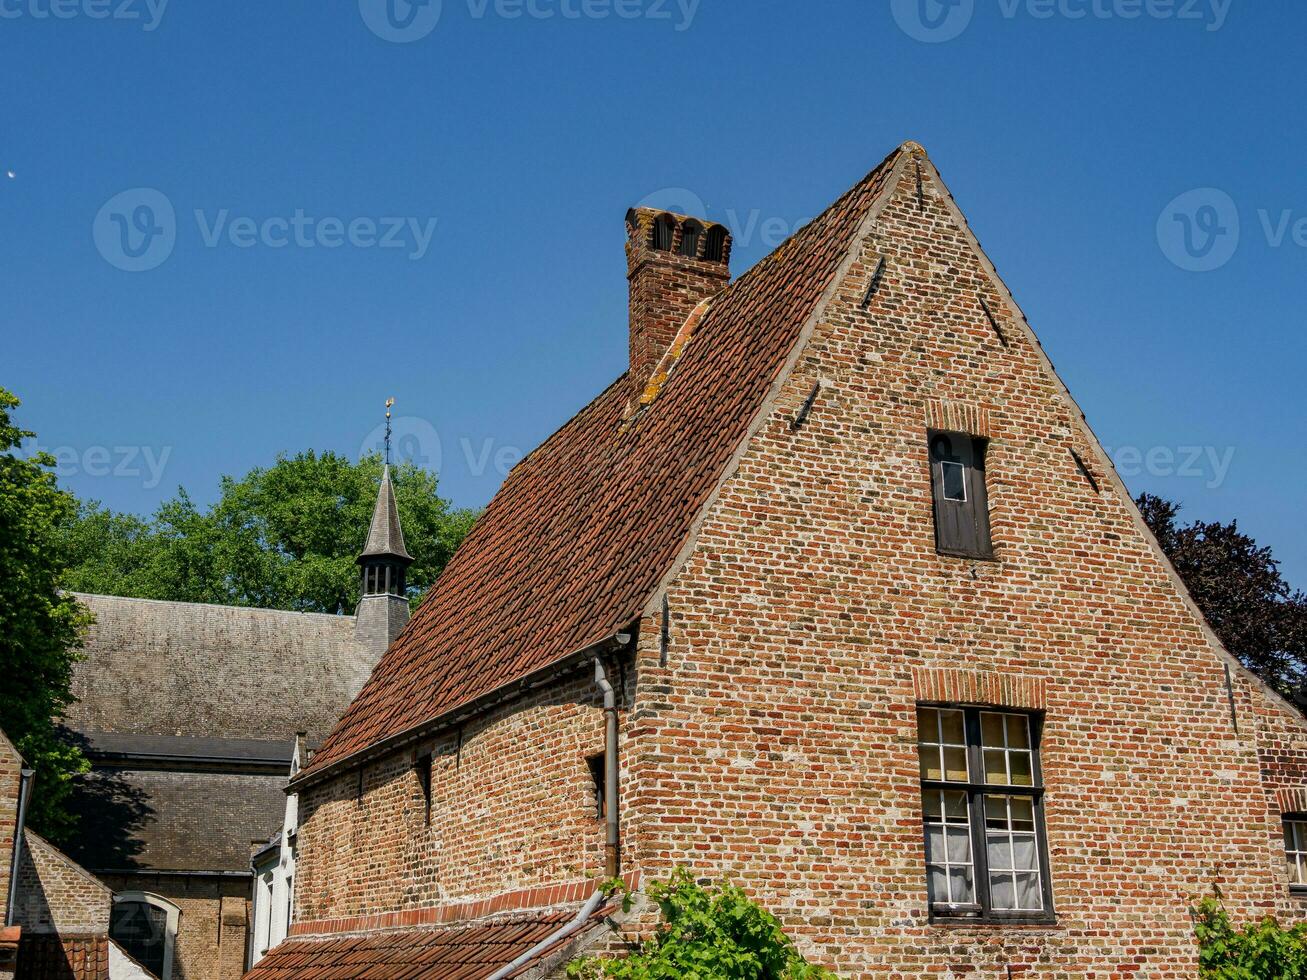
[64,765,288,873]
[299,145,907,782]
[78,733,293,767]
[243,911,604,980]
[66,594,378,746]
[360,465,412,562]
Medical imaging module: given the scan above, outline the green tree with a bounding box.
[1139,494,1307,700]
[61,452,477,614]
[569,870,838,979]
[0,388,90,842]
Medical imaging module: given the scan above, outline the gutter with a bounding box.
[5,768,34,927]
[291,630,635,794]
[483,888,605,980]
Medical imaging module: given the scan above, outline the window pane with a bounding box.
[939,710,965,745]
[949,867,974,904]
[917,708,938,742]
[1015,872,1042,910]
[943,747,969,783]
[943,791,968,821]
[920,750,942,782]
[1009,797,1035,831]
[947,827,971,862]
[981,713,1005,747]
[942,461,966,501]
[1284,820,1307,886]
[1009,752,1033,787]
[1006,715,1031,749]
[989,874,1015,911]
[984,749,1007,785]
[1011,834,1038,871]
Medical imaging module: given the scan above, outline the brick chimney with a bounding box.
[625,207,731,406]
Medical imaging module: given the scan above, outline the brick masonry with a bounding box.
[12,832,112,935]
[288,149,1307,977]
[99,874,250,980]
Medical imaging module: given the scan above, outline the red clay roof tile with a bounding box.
[299,146,907,782]
[244,912,593,980]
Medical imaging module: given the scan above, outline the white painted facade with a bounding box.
[248,739,301,967]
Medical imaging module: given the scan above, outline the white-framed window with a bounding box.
[110,892,180,980]
[1285,817,1307,890]
[917,706,1054,922]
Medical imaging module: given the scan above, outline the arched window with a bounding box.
[111,892,179,980]
[678,221,702,258]
[703,226,727,262]
[650,214,676,251]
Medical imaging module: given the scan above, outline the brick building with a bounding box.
[2,728,153,980]
[58,471,414,980]
[246,143,1307,977]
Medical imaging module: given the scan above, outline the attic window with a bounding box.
[587,753,607,820]
[678,221,701,258]
[703,226,727,262]
[651,215,675,251]
[929,431,994,561]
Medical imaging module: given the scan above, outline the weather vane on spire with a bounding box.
[384,397,395,467]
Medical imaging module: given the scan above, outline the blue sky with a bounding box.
[3,0,1304,586]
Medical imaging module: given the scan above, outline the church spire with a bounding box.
[355,399,415,655]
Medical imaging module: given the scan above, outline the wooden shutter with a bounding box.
[929,431,994,560]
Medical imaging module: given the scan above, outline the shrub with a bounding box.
[568,870,838,979]
[1195,897,1307,978]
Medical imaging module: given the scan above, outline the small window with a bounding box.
[110,894,178,980]
[651,215,675,251]
[928,431,993,560]
[678,221,701,258]
[587,753,607,820]
[703,226,727,262]
[918,706,1053,921]
[1285,817,1307,891]
[416,754,433,825]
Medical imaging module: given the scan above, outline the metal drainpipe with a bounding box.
[594,659,620,879]
[6,768,34,927]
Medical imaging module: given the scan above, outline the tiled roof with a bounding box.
[245,912,599,980]
[299,145,907,782]
[15,935,108,980]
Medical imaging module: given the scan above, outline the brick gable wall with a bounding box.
[11,832,111,935]
[619,156,1302,975]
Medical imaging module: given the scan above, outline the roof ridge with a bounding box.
[72,591,358,623]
